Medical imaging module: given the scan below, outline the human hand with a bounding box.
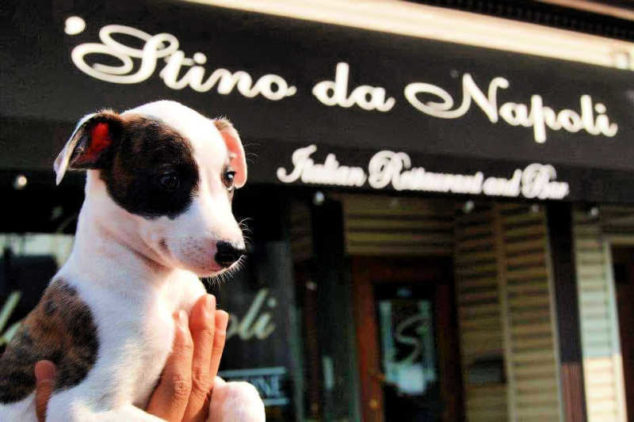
[35,294,229,422]
[146,294,229,422]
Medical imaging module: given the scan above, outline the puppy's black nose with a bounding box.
[215,241,246,268]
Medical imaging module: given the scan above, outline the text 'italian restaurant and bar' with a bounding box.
[1,0,633,421]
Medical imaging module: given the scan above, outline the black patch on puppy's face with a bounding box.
[99,116,199,219]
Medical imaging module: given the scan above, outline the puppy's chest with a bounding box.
[135,301,176,363]
[78,272,203,405]
[95,291,178,404]
[140,315,175,403]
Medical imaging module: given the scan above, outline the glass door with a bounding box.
[376,285,440,421]
[352,257,463,422]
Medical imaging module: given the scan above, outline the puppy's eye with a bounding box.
[223,169,236,191]
[159,172,180,191]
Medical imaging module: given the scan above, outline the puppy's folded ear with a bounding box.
[55,110,122,185]
[214,118,247,189]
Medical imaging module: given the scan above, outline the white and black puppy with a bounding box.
[0,101,265,421]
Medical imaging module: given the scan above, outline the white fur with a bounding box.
[0,101,264,422]
[0,394,37,422]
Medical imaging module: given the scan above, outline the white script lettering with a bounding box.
[277,146,571,200]
[312,62,396,112]
[521,163,570,200]
[276,145,367,186]
[404,74,618,143]
[69,22,296,100]
[368,151,484,194]
[227,288,277,341]
[66,18,618,145]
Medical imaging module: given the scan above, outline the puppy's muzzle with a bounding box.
[215,241,246,268]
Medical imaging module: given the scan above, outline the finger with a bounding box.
[209,310,229,383]
[34,360,56,422]
[146,311,193,422]
[183,294,216,422]
[190,294,216,377]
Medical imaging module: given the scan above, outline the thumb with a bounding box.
[34,360,56,422]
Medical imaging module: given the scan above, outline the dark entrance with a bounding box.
[352,258,463,422]
[612,246,634,420]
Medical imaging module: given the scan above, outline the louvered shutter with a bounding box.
[573,206,633,422]
[496,204,563,422]
[455,203,509,421]
[342,195,454,256]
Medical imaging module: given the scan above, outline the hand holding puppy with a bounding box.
[35,295,264,422]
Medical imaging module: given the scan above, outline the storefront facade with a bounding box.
[1,0,633,421]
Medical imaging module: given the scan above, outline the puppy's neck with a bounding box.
[63,174,175,292]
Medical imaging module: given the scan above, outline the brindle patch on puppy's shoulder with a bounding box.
[0,279,98,404]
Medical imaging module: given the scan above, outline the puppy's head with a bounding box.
[55,100,247,276]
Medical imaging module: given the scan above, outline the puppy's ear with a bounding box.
[54,110,122,185]
[214,118,247,188]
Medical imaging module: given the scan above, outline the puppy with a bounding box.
[0,101,265,421]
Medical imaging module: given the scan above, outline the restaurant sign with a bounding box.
[65,20,619,146]
[277,145,570,200]
[1,0,633,202]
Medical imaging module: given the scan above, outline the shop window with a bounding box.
[0,234,74,352]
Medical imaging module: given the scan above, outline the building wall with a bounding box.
[341,195,564,421]
[573,206,634,422]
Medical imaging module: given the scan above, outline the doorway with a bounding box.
[612,246,634,420]
[352,257,463,422]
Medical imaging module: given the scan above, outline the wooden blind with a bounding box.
[455,203,563,422]
[455,203,509,421]
[341,194,454,256]
[496,203,563,422]
[601,206,634,240]
[573,206,632,422]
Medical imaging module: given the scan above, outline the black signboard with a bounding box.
[1,0,633,202]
